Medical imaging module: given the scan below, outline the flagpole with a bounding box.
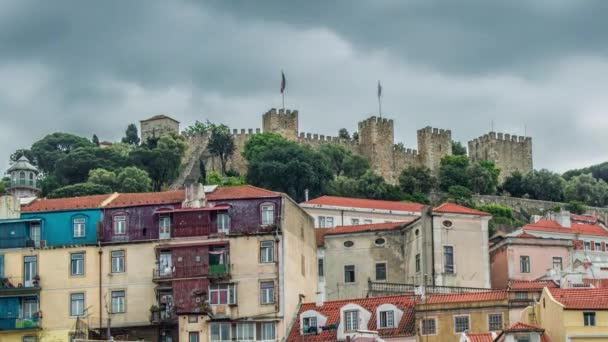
[378,95,382,118]
[282,91,285,111]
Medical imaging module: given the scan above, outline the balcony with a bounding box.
[150,308,176,325]
[0,317,41,331]
[209,264,230,277]
[152,264,230,281]
[0,277,41,295]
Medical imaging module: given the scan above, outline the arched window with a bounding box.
[29,172,34,186]
[19,171,26,185]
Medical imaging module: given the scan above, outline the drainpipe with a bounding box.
[98,243,103,336]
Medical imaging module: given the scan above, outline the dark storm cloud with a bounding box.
[1,0,608,173]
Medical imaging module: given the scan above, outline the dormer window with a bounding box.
[217,212,230,233]
[379,310,394,328]
[344,310,359,332]
[261,204,275,225]
[73,217,86,238]
[113,215,126,235]
[302,317,318,335]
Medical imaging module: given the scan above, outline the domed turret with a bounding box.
[6,156,41,198]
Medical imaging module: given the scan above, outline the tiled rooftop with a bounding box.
[548,287,608,309]
[433,203,491,216]
[466,333,494,342]
[106,190,184,208]
[22,194,114,212]
[508,280,557,291]
[524,219,608,237]
[325,220,415,236]
[301,195,424,213]
[422,290,507,304]
[315,228,332,247]
[207,185,280,200]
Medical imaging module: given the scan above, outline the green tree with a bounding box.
[116,167,153,192]
[242,133,289,161]
[38,175,62,197]
[522,169,566,202]
[207,124,235,175]
[122,124,140,145]
[566,201,586,215]
[53,146,128,185]
[564,173,608,207]
[445,185,473,207]
[352,132,359,142]
[198,157,207,184]
[30,133,95,174]
[318,144,370,178]
[246,141,333,202]
[563,162,608,183]
[326,176,359,198]
[342,154,369,178]
[502,171,526,197]
[206,171,246,187]
[451,141,467,156]
[92,134,100,146]
[183,120,210,137]
[88,168,118,189]
[327,171,403,201]
[438,155,470,191]
[466,161,500,194]
[338,128,351,140]
[48,183,112,199]
[399,166,435,195]
[10,149,37,165]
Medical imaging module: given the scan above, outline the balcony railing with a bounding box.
[152,264,230,281]
[9,180,37,188]
[367,280,496,297]
[150,308,176,324]
[0,317,41,331]
[0,277,41,294]
[0,238,36,250]
[209,264,229,277]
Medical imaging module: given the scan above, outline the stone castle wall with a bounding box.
[468,132,533,181]
[417,126,452,172]
[140,118,179,143]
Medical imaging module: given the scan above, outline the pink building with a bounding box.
[490,232,572,289]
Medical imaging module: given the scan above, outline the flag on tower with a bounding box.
[377,80,382,98]
[280,70,286,94]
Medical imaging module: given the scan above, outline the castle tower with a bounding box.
[468,132,533,181]
[262,108,299,140]
[358,116,395,181]
[139,114,180,143]
[417,126,452,173]
[6,156,41,198]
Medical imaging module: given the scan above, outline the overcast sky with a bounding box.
[1,0,608,173]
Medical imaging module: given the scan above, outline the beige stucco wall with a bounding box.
[301,206,419,228]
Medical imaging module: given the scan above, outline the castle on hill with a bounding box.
[139,108,533,187]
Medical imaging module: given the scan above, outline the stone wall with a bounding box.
[140,117,180,142]
[262,108,298,140]
[468,132,533,181]
[358,116,396,182]
[417,126,452,173]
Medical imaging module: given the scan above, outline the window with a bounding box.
[111,290,125,313]
[454,315,469,333]
[23,297,38,318]
[375,262,387,281]
[29,223,40,247]
[260,322,275,340]
[208,284,236,305]
[443,246,454,274]
[344,310,359,332]
[343,240,354,247]
[188,315,198,323]
[442,220,453,228]
[73,218,86,238]
[303,317,318,334]
[351,218,360,225]
[260,240,274,263]
[260,281,274,304]
[584,312,596,326]
[318,258,324,277]
[318,216,334,228]
[70,253,85,276]
[113,215,126,235]
[236,323,255,341]
[70,293,85,316]
[159,215,171,237]
[344,265,355,283]
[374,238,386,246]
[421,318,436,335]
[111,250,125,273]
[488,313,503,331]
[520,256,530,273]
[217,213,230,233]
[596,242,602,251]
[515,292,528,300]
[210,323,231,341]
[261,204,275,225]
[515,336,530,342]
[585,241,591,250]
[553,257,562,271]
[415,254,421,273]
[188,332,199,342]
[379,310,395,328]
[23,337,37,342]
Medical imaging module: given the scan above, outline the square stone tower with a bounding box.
[140,114,180,142]
[417,126,452,172]
[468,132,533,181]
[262,108,299,140]
[358,116,395,181]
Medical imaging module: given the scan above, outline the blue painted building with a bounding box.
[0,218,42,249]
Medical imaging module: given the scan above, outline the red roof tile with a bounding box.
[325,221,415,236]
[524,219,608,237]
[571,214,598,224]
[548,287,608,309]
[508,280,557,291]
[466,333,494,342]
[433,203,491,216]
[423,290,507,304]
[106,190,185,208]
[583,279,608,288]
[22,194,114,212]
[207,185,280,200]
[315,228,331,247]
[505,322,544,332]
[516,231,539,238]
[301,195,424,213]
[287,295,416,341]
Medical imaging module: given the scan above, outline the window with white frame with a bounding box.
[23,297,38,318]
[29,223,40,246]
[113,215,126,235]
[553,257,562,271]
[515,336,531,342]
[260,281,274,304]
[344,265,355,283]
[261,204,275,225]
[111,290,125,313]
[318,216,334,228]
[488,313,503,331]
[260,240,274,263]
[596,242,602,251]
[70,253,85,276]
[236,323,255,341]
[351,218,360,225]
[302,317,317,334]
[260,322,275,340]
[585,241,591,250]
[344,310,359,332]
[379,310,394,328]
[520,256,530,273]
[217,213,230,233]
[111,250,125,273]
[208,284,236,305]
[318,258,324,277]
[515,292,528,300]
[209,322,231,341]
[443,246,454,274]
[421,318,436,335]
[70,293,85,316]
[188,332,199,342]
[22,337,37,342]
[159,215,171,234]
[375,262,387,281]
[454,315,469,333]
[73,218,86,238]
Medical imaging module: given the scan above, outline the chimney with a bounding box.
[556,210,571,228]
[0,194,20,219]
[182,182,207,209]
[315,291,324,307]
[304,189,309,202]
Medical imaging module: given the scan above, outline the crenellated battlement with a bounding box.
[393,144,418,156]
[417,126,452,138]
[358,116,394,130]
[230,128,262,138]
[469,131,532,145]
[468,131,533,181]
